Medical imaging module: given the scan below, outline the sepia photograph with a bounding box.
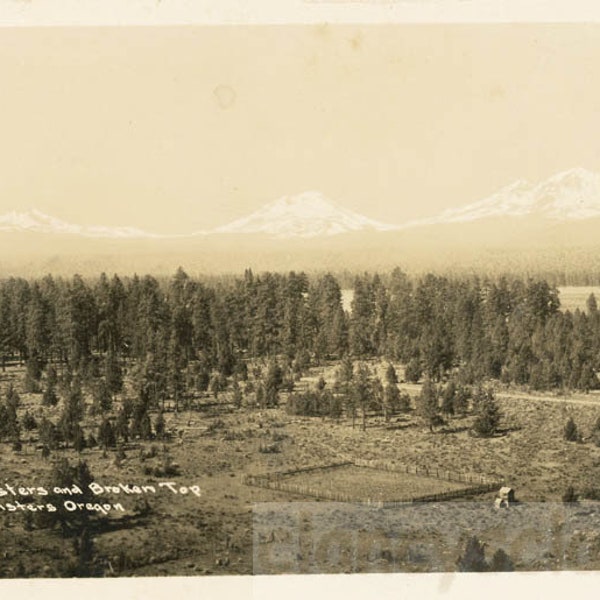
[2,1,600,596]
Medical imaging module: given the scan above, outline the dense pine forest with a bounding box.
[1,268,599,398]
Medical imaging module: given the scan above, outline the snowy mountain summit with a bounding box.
[0,208,157,238]
[213,191,399,238]
[404,168,600,228]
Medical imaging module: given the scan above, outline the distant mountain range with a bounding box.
[213,167,600,237]
[1,168,600,241]
[0,208,160,239]
[401,167,600,228]
[0,193,396,240]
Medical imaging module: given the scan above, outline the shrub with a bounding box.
[152,457,181,477]
[562,486,578,503]
[92,380,113,414]
[140,445,160,460]
[133,498,152,517]
[6,384,20,410]
[22,411,37,431]
[154,412,166,440]
[453,385,471,416]
[42,385,58,407]
[258,442,281,454]
[383,385,410,418]
[563,417,580,442]
[489,548,514,572]
[38,418,59,450]
[232,381,243,409]
[591,417,600,447]
[581,487,600,501]
[114,447,126,469]
[206,419,226,434]
[24,369,42,393]
[286,390,333,417]
[456,536,488,572]
[162,458,180,477]
[404,358,422,383]
[0,400,20,442]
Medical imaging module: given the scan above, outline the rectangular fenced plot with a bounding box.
[244,462,496,504]
[283,465,469,502]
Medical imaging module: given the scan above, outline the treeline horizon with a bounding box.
[3,252,600,287]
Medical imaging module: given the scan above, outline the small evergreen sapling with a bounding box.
[471,387,501,438]
[563,417,580,442]
[457,536,488,572]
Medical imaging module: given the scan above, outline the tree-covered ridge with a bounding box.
[0,267,598,397]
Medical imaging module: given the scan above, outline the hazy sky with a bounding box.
[1,24,600,233]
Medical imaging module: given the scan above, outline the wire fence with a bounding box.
[243,460,501,505]
[352,458,498,486]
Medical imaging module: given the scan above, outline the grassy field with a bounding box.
[278,465,471,502]
[345,287,599,315]
[558,286,600,312]
[2,360,600,576]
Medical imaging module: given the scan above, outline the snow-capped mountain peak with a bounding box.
[212,191,399,238]
[530,167,600,219]
[0,208,159,238]
[401,167,600,228]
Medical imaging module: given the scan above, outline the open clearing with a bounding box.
[344,286,600,315]
[558,286,600,312]
[2,360,600,575]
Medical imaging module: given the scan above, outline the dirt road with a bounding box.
[398,381,600,407]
